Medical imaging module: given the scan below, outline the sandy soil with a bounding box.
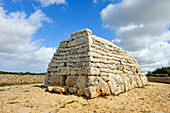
[0,82,169,113]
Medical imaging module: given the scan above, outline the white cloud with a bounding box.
[0,7,56,72]
[129,41,170,72]
[117,24,143,33]
[100,0,170,73]
[93,0,98,4]
[28,10,52,27]
[38,0,66,7]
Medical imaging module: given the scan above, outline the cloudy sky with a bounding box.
[0,0,169,73]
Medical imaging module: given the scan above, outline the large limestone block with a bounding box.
[53,86,68,93]
[71,28,92,39]
[84,86,99,98]
[85,76,111,98]
[108,74,125,94]
[95,77,111,95]
[140,74,148,85]
[69,87,77,93]
[65,75,78,87]
[76,76,87,95]
[68,37,89,47]
[59,67,71,75]
[59,40,68,48]
[45,28,148,98]
[47,86,68,93]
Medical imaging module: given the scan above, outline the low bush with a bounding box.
[151,74,168,77]
[0,71,46,75]
[146,67,170,77]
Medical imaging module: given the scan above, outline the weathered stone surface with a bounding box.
[95,77,111,95]
[69,87,77,93]
[76,76,87,95]
[45,28,148,98]
[71,28,92,39]
[47,86,54,92]
[59,76,66,85]
[47,86,68,93]
[108,74,125,94]
[84,86,99,98]
[66,75,78,87]
[53,86,68,93]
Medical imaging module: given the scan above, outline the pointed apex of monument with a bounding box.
[71,28,92,39]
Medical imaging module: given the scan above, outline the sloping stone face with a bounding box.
[44,28,148,98]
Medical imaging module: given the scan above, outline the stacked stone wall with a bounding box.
[45,28,148,98]
[0,75,44,84]
[45,30,92,87]
[82,35,148,97]
[147,77,170,84]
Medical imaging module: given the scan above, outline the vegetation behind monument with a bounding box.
[0,71,45,75]
[146,67,170,77]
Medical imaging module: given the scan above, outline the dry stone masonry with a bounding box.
[0,75,44,84]
[44,28,148,98]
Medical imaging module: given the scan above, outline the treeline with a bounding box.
[0,71,46,75]
[146,67,170,77]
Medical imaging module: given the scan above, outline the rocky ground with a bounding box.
[0,82,169,113]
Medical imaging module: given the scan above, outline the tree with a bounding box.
[146,67,170,77]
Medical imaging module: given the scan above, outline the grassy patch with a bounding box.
[137,86,145,89]
[25,105,33,108]
[66,100,78,105]
[100,95,107,99]
[25,101,29,102]
[80,103,87,107]
[0,89,5,92]
[146,84,151,86]
[72,106,78,108]
[23,90,29,93]
[119,108,126,110]
[61,105,65,108]
[140,111,151,113]
[8,101,18,104]
[0,82,43,87]
[61,100,78,108]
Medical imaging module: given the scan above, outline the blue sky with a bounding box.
[2,0,117,48]
[0,0,170,73]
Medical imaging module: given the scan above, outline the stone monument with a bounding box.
[44,28,148,98]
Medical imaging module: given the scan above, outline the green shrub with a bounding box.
[0,71,46,75]
[66,100,78,105]
[146,67,170,77]
[154,74,168,77]
[23,90,29,93]
[8,101,18,104]
[0,89,5,92]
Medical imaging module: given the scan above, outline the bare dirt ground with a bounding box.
[0,82,169,113]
